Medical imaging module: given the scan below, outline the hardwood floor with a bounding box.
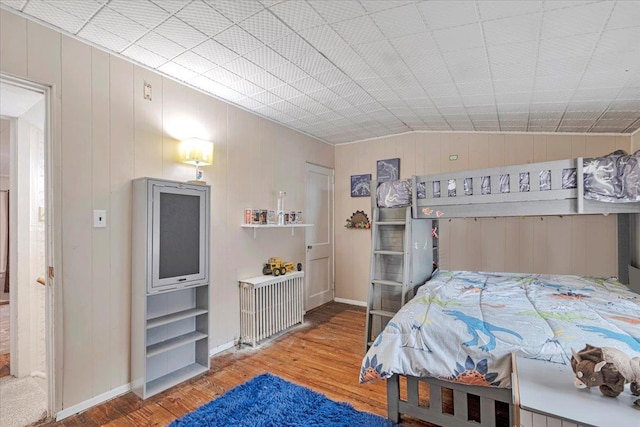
[33,302,433,427]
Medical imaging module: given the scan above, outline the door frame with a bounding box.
[1,73,56,417]
[304,162,335,310]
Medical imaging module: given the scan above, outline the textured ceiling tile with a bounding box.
[23,0,92,33]
[483,14,539,46]
[478,0,541,20]
[308,0,366,24]
[536,56,589,77]
[538,33,599,63]
[244,46,288,71]
[251,90,282,105]
[189,75,228,92]
[222,57,264,79]
[338,60,378,80]
[120,44,166,69]
[443,49,490,82]
[270,0,325,32]
[205,0,264,23]
[109,0,169,29]
[371,3,426,39]
[239,9,291,44]
[390,32,438,59]
[270,62,308,82]
[433,23,484,52]
[332,15,385,46]
[487,41,537,67]
[176,0,233,37]
[137,32,186,60]
[246,70,285,89]
[214,25,264,55]
[91,7,148,44]
[156,17,208,48]
[417,0,478,30]
[205,67,243,84]
[292,52,335,75]
[606,1,640,31]
[173,51,217,73]
[595,27,640,56]
[541,1,614,39]
[0,0,27,11]
[289,76,325,93]
[79,23,131,53]
[313,68,351,87]
[270,84,303,100]
[227,79,265,97]
[158,61,199,82]
[192,39,238,65]
[360,1,413,14]
[150,0,190,14]
[269,33,316,61]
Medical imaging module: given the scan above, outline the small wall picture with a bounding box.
[377,158,400,182]
[350,174,372,197]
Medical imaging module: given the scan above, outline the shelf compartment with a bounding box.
[145,363,208,398]
[147,308,208,329]
[146,331,207,358]
[241,223,313,238]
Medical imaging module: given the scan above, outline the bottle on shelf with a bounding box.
[277,191,286,225]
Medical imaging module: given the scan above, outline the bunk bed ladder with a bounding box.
[364,204,413,351]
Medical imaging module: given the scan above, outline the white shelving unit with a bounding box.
[241,223,313,238]
[131,178,211,400]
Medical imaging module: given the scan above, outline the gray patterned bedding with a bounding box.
[377,150,640,207]
[360,270,640,388]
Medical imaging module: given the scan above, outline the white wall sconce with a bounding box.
[179,137,214,184]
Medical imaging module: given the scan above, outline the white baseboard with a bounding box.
[56,382,131,421]
[209,340,235,357]
[334,297,367,307]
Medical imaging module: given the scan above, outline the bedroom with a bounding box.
[0,1,639,426]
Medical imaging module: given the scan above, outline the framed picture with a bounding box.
[376,158,400,182]
[350,174,372,197]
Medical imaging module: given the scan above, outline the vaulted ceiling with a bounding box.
[2,0,640,143]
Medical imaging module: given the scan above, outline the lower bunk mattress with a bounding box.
[360,270,640,388]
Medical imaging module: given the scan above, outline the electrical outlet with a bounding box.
[143,82,152,101]
[93,210,107,228]
[449,154,459,161]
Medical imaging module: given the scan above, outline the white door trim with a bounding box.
[1,74,56,418]
[305,162,335,310]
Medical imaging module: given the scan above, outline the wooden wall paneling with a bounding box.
[487,134,505,168]
[333,144,349,301]
[26,21,61,87]
[448,133,469,172]
[420,133,442,174]
[90,47,112,396]
[546,135,572,161]
[571,135,586,158]
[355,144,373,302]
[0,9,27,77]
[468,133,489,169]
[398,132,416,178]
[449,218,468,270]
[585,135,615,157]
[480,218,506,272]
[533,134,547,162]
[161,78,190,182]
[60,36,93,406]
[586,215,617,277]
[614,135,629,152]
[257,118,275,210]
[546,216,572,274]
[439,133,452,173]
[414,133,426,173]
[504,218,520,272]
[133,67,163,179]
[532,217,548,273]
[571,216,587,275]
[108,56,134,390]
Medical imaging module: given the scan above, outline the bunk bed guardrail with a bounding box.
[411,157,640,219]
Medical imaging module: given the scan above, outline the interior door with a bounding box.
[305,163,334,311]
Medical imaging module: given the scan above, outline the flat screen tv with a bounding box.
[150,182,209,293]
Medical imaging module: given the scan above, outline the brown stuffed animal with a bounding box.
[571,344,640,403]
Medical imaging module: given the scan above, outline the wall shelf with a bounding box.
[146,308,208,329]
[241,223,313,238]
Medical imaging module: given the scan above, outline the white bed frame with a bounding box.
[382,157,640,426]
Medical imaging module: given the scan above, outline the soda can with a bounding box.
[244,208,252,224]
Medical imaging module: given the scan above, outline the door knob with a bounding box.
[307,245,313,250]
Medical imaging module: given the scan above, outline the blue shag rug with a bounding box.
[170,373,397,427]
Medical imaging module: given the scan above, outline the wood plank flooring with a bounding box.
[32,302,433,427]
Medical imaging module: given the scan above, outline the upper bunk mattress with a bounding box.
[360,270,640,388]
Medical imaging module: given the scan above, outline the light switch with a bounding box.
[94,210,107,228]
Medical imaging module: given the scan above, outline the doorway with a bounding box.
[0,76,53,426]
[304,163,334,311]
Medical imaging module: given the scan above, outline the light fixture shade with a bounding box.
[180,138,214,166]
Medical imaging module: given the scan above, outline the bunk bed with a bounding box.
[361,152,640,427]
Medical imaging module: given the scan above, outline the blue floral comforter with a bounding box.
[360,270,640,388]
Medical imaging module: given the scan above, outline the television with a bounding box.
[133,178,210,294]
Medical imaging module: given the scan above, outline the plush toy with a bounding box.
[571,344,640,405]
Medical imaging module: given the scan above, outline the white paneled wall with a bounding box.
[634,133,640,266]
[0,8,332,412]
[335,132,631,303]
